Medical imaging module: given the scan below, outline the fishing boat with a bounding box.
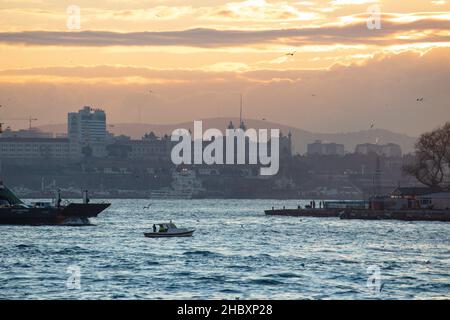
[144,222,195,238]
[0,182,110,225]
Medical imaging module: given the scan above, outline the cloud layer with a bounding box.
[1,16,449,47]
[0,48,449,136]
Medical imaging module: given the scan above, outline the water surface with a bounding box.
[0,199,449,299]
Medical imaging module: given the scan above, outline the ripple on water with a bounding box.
[182,250,224,258]
[0,199,449,299]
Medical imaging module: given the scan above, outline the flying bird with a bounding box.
[285,51,296,56]
[416,97,424,102]
[143,204,152,209]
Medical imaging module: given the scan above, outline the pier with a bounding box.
[265,208,340,218]
[340,209,450,222]
[265,207,450,222]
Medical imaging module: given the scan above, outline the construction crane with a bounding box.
[0,116,38,133]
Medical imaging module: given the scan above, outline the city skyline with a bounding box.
[0,0,449,135]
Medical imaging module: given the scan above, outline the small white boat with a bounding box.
[144,222,195,238]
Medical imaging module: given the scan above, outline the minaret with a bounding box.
[239,93,246,130]
[240,93,242,124]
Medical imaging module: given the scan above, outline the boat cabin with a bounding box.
[153,223,177,232]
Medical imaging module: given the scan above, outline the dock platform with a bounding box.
[264,208,341,218]
[265,208,450,222]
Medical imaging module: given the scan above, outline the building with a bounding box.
[105,133,173,162]
[355,143,402,157]
[68,106,107,157]
[0,137,77,160]
[381,143,402,157]
[417,192,450,210]
[226,120,293,160]
[387,187,450,210]
[1,127,53,139]
[307,140,345,156]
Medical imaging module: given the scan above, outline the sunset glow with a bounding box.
[0,0,449,134]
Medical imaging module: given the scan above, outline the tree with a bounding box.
[403,122,450,190]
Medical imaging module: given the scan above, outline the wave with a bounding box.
[248,278,284,286]
[182,250,223,258]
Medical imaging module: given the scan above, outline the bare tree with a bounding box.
[403,122,450,190]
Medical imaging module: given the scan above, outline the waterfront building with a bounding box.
[1,127,53,139]
[355,143,402,157]
[307,140,345,156]
[0,137,77,160]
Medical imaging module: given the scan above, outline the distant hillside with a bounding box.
[38,118,417,155]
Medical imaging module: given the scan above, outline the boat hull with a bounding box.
[0,203,110,225]
[144,230,195,238]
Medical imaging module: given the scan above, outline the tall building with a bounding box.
[68,106,107,144]
[68,106,107,157]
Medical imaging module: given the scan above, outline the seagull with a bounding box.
[143,203,152,209]
[416,97,424,102]
[285,51,296,56]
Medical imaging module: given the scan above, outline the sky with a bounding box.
[0,0,449,135]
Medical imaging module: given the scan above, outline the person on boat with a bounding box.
[57,189,62,208]
[152,224,156,233]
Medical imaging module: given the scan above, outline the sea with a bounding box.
[0,199,449,300]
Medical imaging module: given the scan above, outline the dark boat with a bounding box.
[0,183,110,225]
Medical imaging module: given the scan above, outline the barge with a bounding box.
[0,182,110,225]
[265,189,450,222]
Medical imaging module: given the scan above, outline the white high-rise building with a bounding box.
[68,106,107,157]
